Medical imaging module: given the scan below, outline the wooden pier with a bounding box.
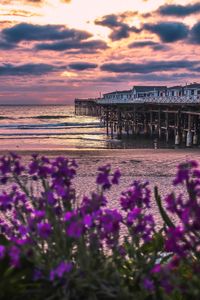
[74,98,102,116]
[74,84,200,147]
[99,102,200,147]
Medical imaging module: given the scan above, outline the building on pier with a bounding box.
[184,83,200,97]
[167,86,183,97]
[132,86,167,98]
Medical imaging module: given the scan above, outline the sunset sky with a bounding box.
[0,0,199,104]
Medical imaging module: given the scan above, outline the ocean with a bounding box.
[0,105,173,151]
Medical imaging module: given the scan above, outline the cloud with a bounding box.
[60,0,72,3]
[2,0,44,4]
[99,72,200,83]
[128,40,169,51]
[0,61,99,76]
[0,22,108,53]
[2,23,91,43]
[68,62,98,70]
[0,63,65,76]
[95,14,140,41]
[143,22,189,43]
[0,9,40,17]
[190,21,200,44]
[100,60,198,74]
[95,14,121,28]
[35,39,108,52]
[158,3,200,17]
[0,39,16,49]
[24,0,43,2]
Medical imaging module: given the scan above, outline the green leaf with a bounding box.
[154,186,175,228]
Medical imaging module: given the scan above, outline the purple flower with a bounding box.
[118,245,126,257]
[127,208,141,226]
[0,193,12,211]
[0,245,6,260]
[165,193,177,213]
[32,210,45,220]
[100,209,122,234]
[161,278,173,293]
[64,211,74,222]
[81,193,107,214]
[165,226,186,256]
[96,164,111,190]
[33,269,43,281]
[112,169,121,185]
[66,221,83,238]
[18,225,28,237]
[0,156,11,175]
[83,215,93,227]
[143,278,154,292]
[29,160,39,175]
[151,264,161,274]
[120,181,151,211]
[98,209,122,246]
[9,246,20,267]
[50,261,72,281]
[173,161,198,186]
[54,184,67,197]
[1,177,8,184]
[13,161,25,175]
[55,262,72,277]
[46,191,56,205]
[37,222,52,239]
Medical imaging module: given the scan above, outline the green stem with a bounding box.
[154,187,175,228]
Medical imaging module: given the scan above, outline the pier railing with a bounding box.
[97,95,200,105]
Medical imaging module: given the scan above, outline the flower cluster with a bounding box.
[165,161,200,257]
[0,155,199,300]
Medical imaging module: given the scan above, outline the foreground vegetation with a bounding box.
[0,154,200,299]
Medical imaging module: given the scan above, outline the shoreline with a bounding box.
[0,147,200,157]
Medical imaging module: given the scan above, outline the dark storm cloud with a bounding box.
[95,14,141,41]
[35,39,108,52]
[2,23,91,43]
[143,22,189,43]
[68,62,98,70]
[190,21,200,44]
[0,63,65,76]
[100,60,198,74]
[158,3,200,17]
[128,40,169,51]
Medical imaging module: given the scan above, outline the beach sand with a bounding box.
[1,148,200,223]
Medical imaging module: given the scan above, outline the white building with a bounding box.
[183,83,200,97]
[103,90,132,102]
[132,86,167,98]
[98,83,200,104]
[167,86,183,97]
